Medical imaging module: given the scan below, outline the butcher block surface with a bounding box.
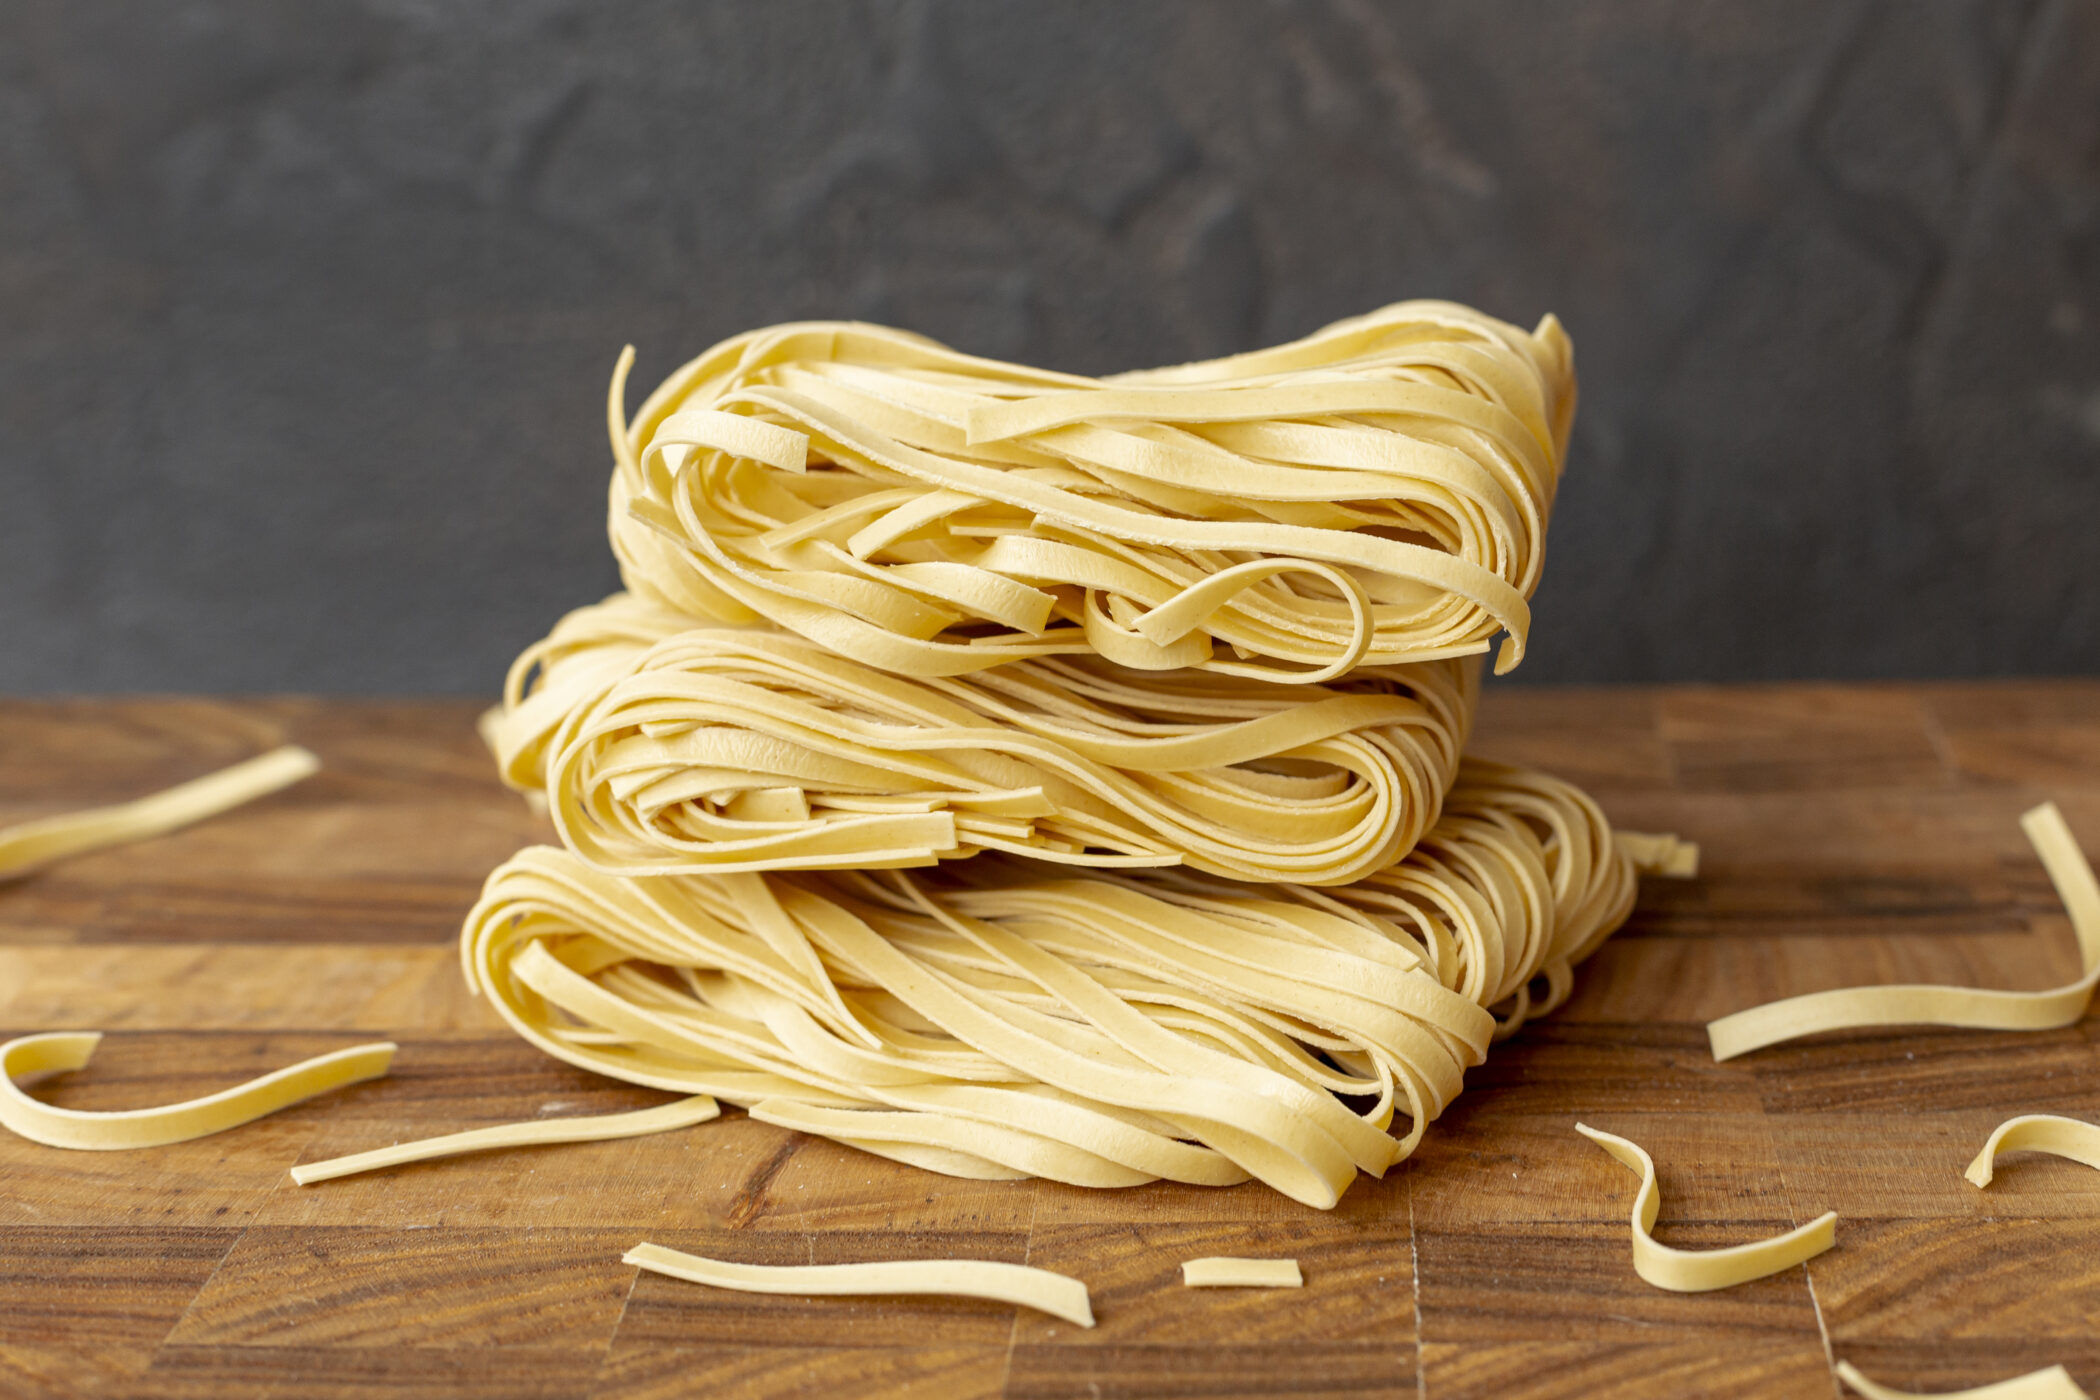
[3,682,2099,1400]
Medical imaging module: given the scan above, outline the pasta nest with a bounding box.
[462,758,1639,1209]
[486,595,1478,886]
[606,301,1574,684]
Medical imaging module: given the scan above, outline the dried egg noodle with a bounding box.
[1836,1361,2091,1400]
[0,745,318,882]
[623,1242,1095,1327]
[1181,1257,1303,1288]
[606,301,1573,683]
[1709,803,2098,1060]
[1575,1123,1837,1292]
[0,749,396,1153]
[1,1032,394,1151]
[290,1095,720,1184]
[1964,1114,2100,1188]
[463,759,1675,1209]
[486,595,1477,884]
[483,591,702,789]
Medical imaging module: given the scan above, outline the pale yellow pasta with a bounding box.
[461,759,1671,1209]
[0,750,392,1152]
[1181,1257,1303,1288]
[290,1095,720,1184]
[605,301,1574,682]
[485,595,1478,885]
[623,1242,1095,1327]
[1612,829,1700,879]
[0,1032,394,1151]
[0,745,319,882]
[1576,1123,1837,1292]
[1836,1360,2090,1400]
[1964,1114,2100,1188]
[1709,803,2097,1060]
[483,591,701,791]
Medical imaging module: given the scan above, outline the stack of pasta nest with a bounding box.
[473,302,1689,1210]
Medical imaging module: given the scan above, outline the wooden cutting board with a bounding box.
[3,683,2098,1400]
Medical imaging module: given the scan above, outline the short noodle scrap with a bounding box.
[623,1242,1095,1327]
[0,746,319,883]
[290,1095,720,1185]
[1181,1257,1303,1288]
[1,1032,394,1151]
[1964,1115,2100,1189]
[1708,803,2098,1061]
[1835,1360,2090,1400]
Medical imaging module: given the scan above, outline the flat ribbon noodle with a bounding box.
[1964,1114,2100,1188]
[1575,1123,1837,1292]
[0,746,319,882]
[462,759,1677,1208]
[1181,1257,1303,1288]
[1708,803,2099,1060]
[1,1032,395,1150]
[485,595,1478,885]
[290,1096,720,1184]
[1836,1361,2091,1400]
[623,1242,1095,1327]
[606,302,1575,681]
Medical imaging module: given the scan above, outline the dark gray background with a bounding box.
[4,1,2096,694]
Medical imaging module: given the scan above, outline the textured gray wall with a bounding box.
[3,1,2095,693]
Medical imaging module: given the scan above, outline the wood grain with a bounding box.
[0,685,2096,1398]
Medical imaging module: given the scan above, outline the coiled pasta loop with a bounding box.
[485,596,1479,885]
[606,301,1574,682]
[462,759,1644,1208]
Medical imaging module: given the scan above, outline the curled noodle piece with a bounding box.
[623,1242,1095,1327]
[290,1096,720,1185]
[1708,803,2098,1061]
[1836,1361,2090,1400]
[1575,1123,1836,1292]
[1964,1115,2100,1189]
[0,746,319,882]
[0,1032,395,1151]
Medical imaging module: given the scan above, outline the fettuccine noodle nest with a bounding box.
[462,759,1645,1210]
[452,302,1672,1210]
[485,595,1478,884]
[607,301,1573,682]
